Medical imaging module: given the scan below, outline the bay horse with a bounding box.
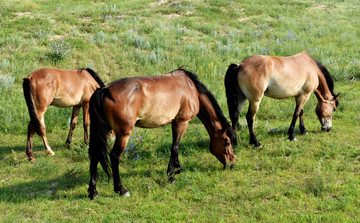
[225,52,340,147]
[87,68,236,199]
[23,68,104,161]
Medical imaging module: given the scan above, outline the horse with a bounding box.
[87,68,237,199]
[224,52,340,147]
[23,68,105,161]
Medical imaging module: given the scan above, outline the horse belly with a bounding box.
[135,103,180,128]
[135,112,177,128]
[51,96,81,107]
[264,83,301,99]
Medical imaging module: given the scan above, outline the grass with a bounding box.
[0,0,359,222]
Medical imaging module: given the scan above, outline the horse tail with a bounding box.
[79,68,105,88]
[224,63,241,127]
[89,87,112,178]
[23,77,42,135]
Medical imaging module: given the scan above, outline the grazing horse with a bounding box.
[225,52,340,147]
[87,68,236,199]
[23,68,104,161]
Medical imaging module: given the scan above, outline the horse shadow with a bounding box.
[0,172,88,203]
[0,143,65,160]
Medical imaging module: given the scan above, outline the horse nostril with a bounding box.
[327,127,331,132]
[321,126,327,131]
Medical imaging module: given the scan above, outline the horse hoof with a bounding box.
[88,192,98,200]
[122,192,131,197]
[174,167,183,175]
[168,176,176,183]
[46,151,55,156]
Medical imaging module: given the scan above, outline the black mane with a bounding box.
[176,67,237,146]
[78,68,105,88]
[315,60,339,106]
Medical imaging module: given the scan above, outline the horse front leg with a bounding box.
[82,102,90,144]
[288,105,299,141]
[289,94,311,140]
[66,105,81,147]
[299,109,308,135]
[167,121,188,183]
[111,132,132,197]
[246,101,261,147]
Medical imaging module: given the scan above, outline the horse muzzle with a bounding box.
[321,126,331,132]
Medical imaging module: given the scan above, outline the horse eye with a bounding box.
[225,139,230,146]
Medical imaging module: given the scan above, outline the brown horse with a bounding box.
[87,68,236,199]
[225,52,340,147]
[23,68,104,161]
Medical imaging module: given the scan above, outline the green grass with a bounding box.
[0,0,359,222]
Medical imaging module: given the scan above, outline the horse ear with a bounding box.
[314,89,325,102]
[334,93,340,100]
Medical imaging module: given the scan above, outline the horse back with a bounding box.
[238,52,319,99]
[27,68,95,108]
[103,71,200,130]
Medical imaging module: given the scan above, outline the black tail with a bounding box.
[89,87,112,178]
[224,63,240,129]
[79,68,105,88]
[23,77,42,136]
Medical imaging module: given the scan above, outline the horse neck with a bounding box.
[316,72,333,100]
[196,93,223,138]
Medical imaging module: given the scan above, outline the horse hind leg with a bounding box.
[26,124,36,161]
[246,100,261,147]
[66,105,81,147]
[111,130,132,197]
[234,91,247,130]
[37,109,55,156]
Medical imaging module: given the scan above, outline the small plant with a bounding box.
[33,27,51,40]
[45,39,73,65]
[90,30,107,45]
[126,30,150,50]
[0,74,15,91]
[104,2,116,13]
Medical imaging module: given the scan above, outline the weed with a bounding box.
[90,30,106,45]
[33,27,51,40]
[126,30,151,50]
[0,74,15,91]
[45,39,73,65]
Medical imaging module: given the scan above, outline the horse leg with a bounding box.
[111,131,132,197]
[288,105,300,141]
[88,155,99,200]
[37,109,55,156]
[26,123,36,161]
[82,102,90,144]
[246,100,261,147]
[299,109,308,135]
[232,92,247,131]
[288,94,310,140]
[167,121,188,183]
[66,105,81,146]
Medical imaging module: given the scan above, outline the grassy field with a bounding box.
[1,0,359,222]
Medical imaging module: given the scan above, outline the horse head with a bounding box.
[315,90,340,131]
[209,128,236,169]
